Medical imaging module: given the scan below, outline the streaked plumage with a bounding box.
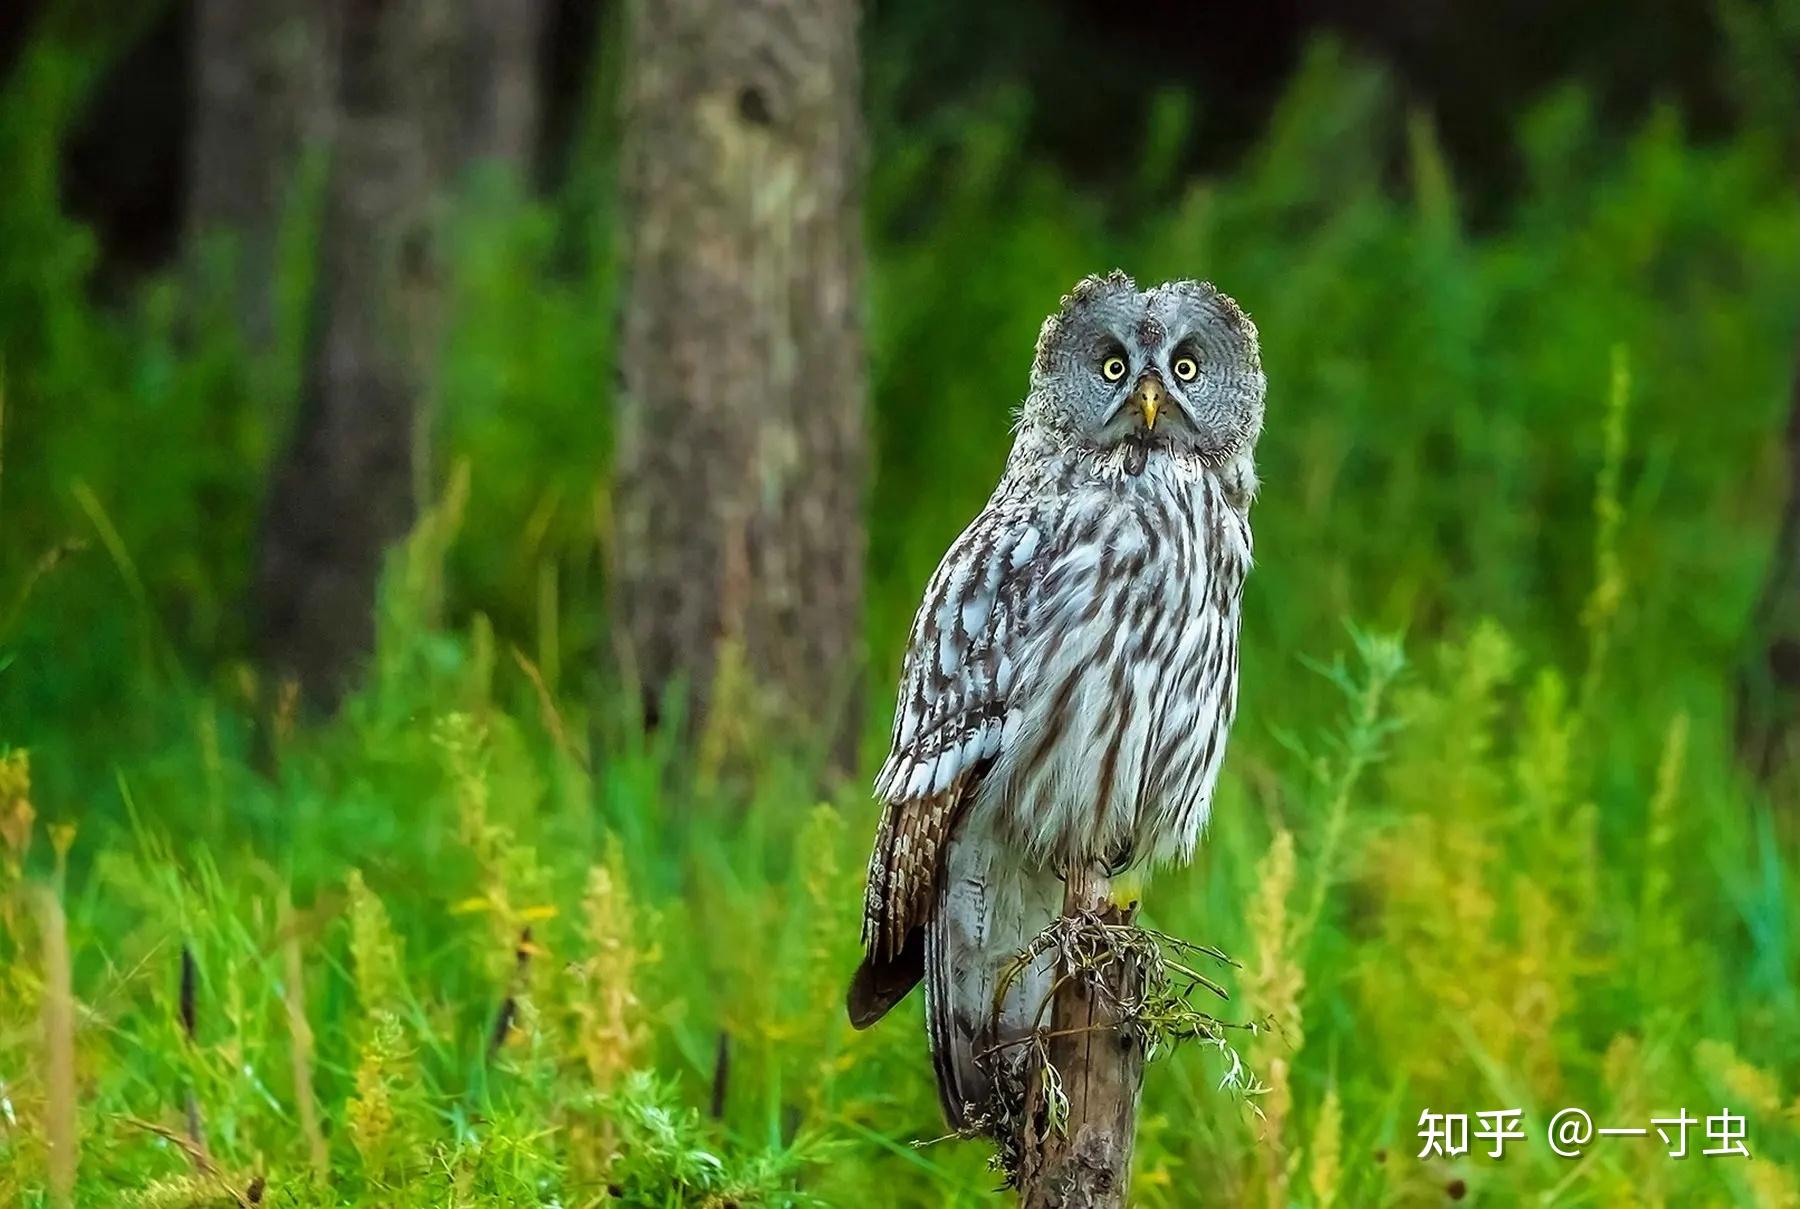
[848,272,1266,1128]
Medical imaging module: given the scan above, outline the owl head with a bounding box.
[1023,271,1265,463]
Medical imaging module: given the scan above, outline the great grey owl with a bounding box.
[845,271,1266,1128]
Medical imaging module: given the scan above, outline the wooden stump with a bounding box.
[1016,865,1146,1209]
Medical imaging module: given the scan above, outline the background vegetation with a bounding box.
[4,2,1800,1204]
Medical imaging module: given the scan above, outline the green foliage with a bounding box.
[2,26,1799,1207]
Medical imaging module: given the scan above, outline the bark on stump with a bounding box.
[1016,866,1145,1209]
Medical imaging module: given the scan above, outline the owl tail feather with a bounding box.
[929,834,1062,1133]
[844,917,986,1130]
[845,932,922,1030]
[925,885,991,1131]
[846,820,1056,1132]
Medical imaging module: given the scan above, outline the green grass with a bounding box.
[3,24,1800,1208]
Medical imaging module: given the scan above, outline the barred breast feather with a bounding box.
[987,445,1252,871]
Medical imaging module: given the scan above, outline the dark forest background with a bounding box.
[7,0,1776,276]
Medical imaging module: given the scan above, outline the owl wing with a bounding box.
[861,500,1046,963]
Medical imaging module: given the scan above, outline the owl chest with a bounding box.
[992,468,1248,865]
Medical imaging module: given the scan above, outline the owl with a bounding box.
[846,271,1266,1128]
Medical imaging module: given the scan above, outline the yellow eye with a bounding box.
[1101,356,1128,382]
[1173,355,1199,382]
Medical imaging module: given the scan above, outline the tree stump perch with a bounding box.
[1015,865,1146,1209]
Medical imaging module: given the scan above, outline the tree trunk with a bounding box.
[612,0,867,759]
[251,0,548,704]
[187,0,337,343]
[461,0,546,171]
[1016,867,1144,1209]
[254,0,461,704]
[1738,334,1800,781]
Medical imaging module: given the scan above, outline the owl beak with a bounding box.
[1130,373,1165,431]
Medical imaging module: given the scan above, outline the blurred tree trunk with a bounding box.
[253,0,548,705]
[461,0,546,171]
[254,0,459,705]
[612,0,867,761]
[187,0,337,343]
[1737,334,1800,781]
